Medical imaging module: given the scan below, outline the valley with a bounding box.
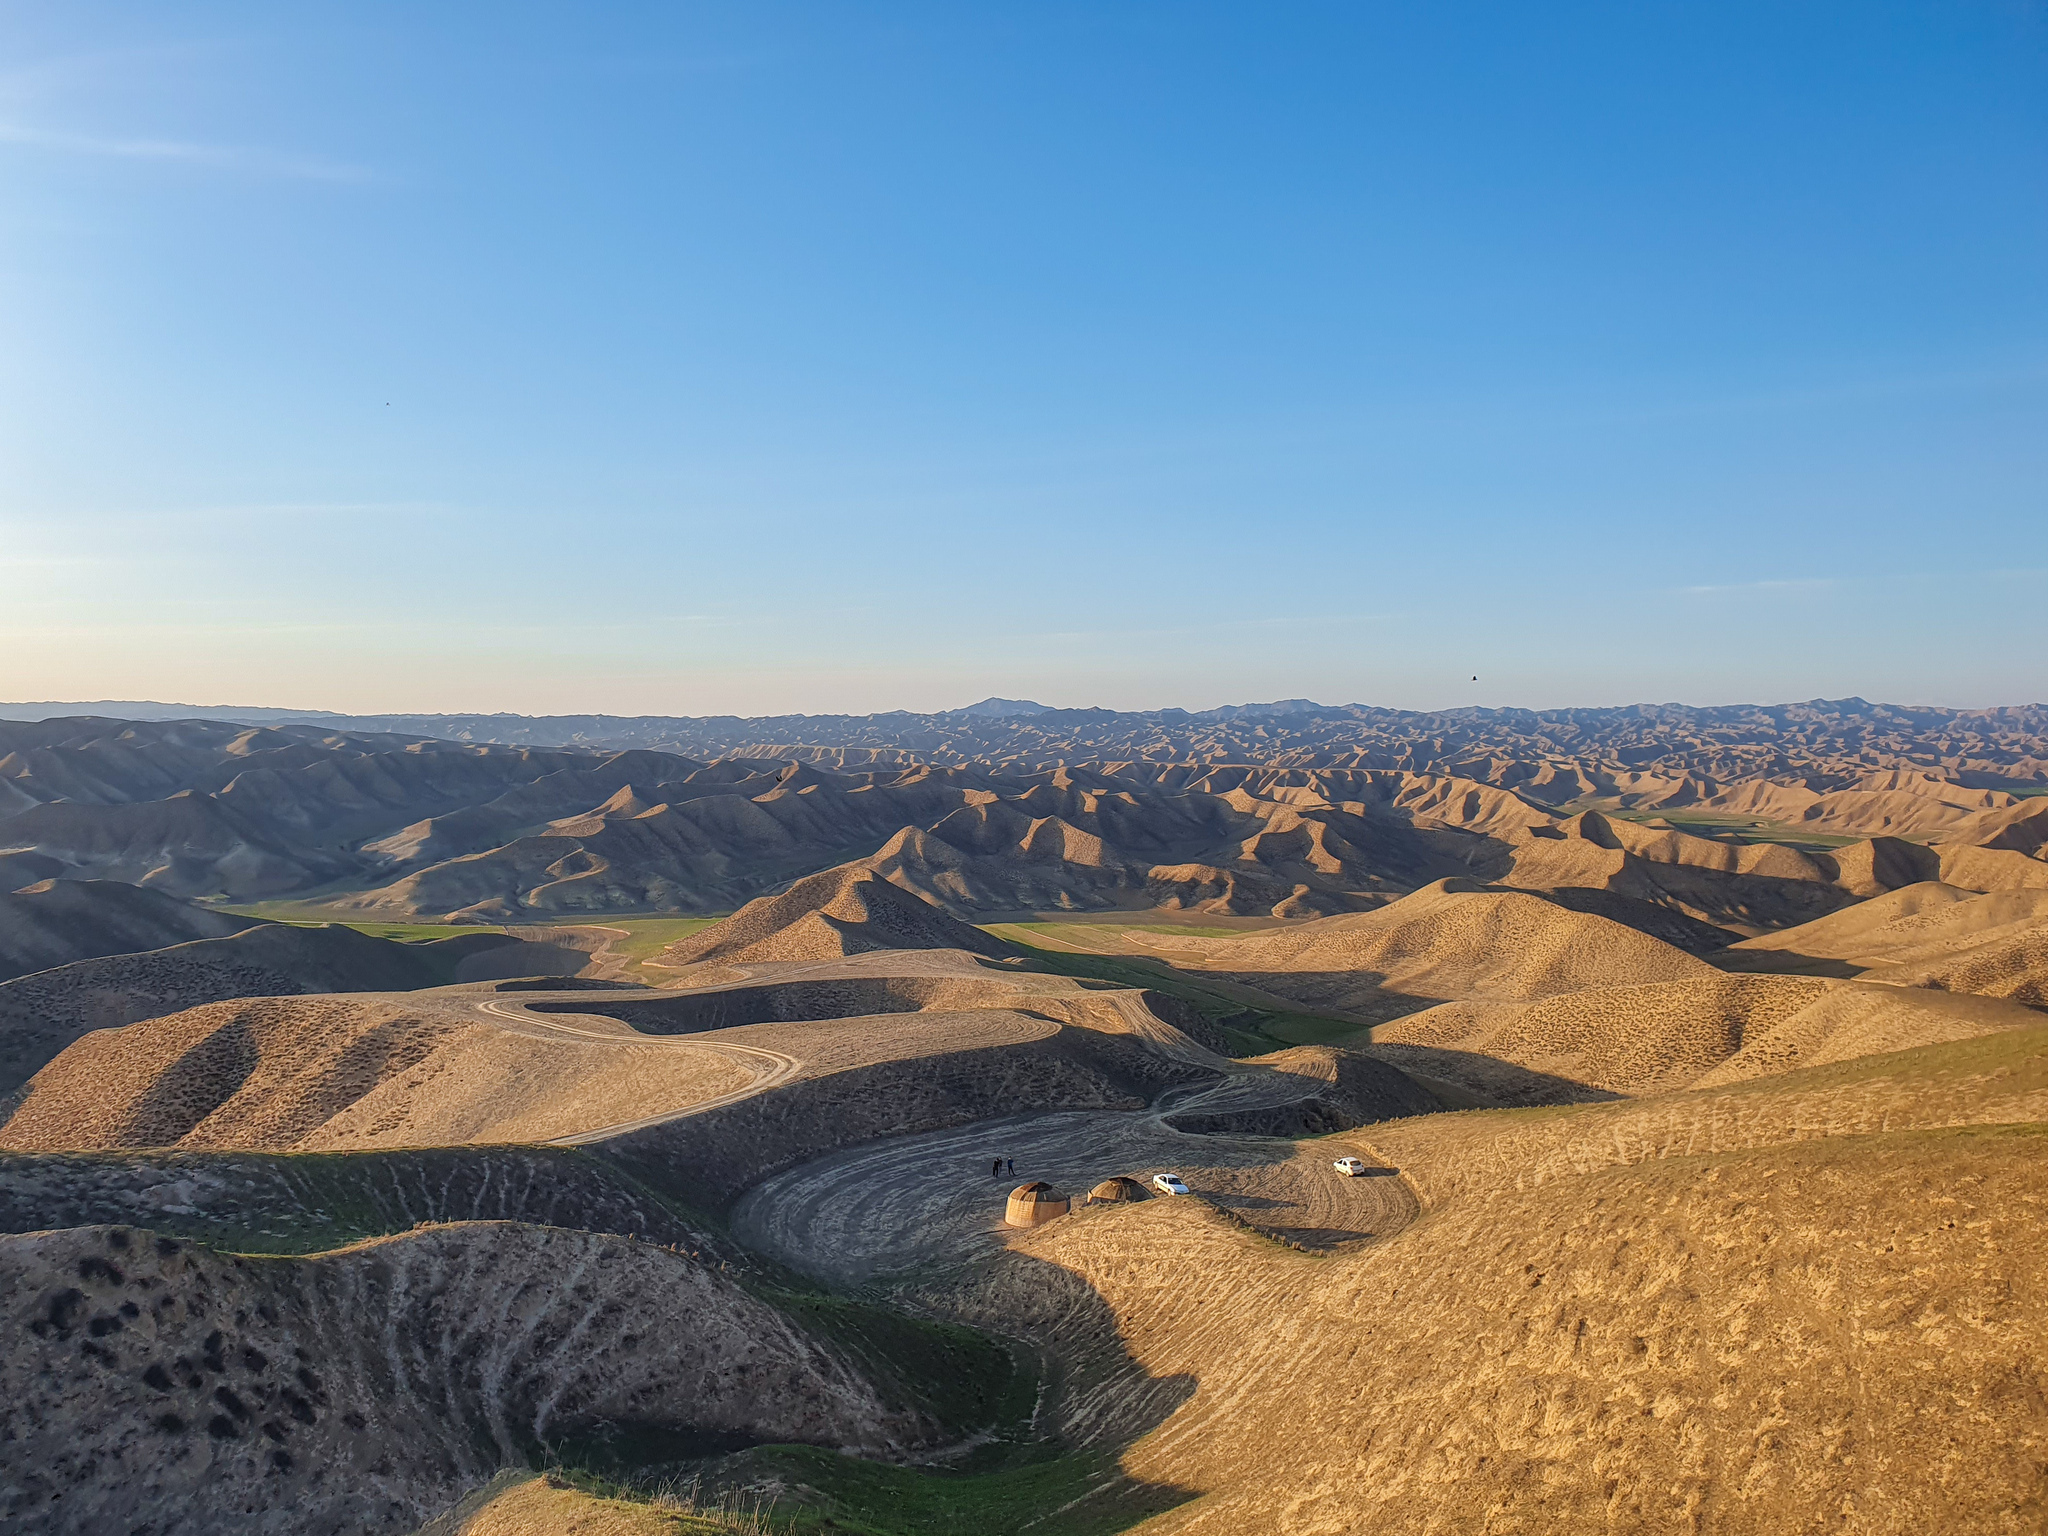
[2,703,2046,1533]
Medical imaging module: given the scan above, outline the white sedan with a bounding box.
[1332,1157,1368,1177]
[1151,1173,1191,1196]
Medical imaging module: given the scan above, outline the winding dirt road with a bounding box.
[731,1072,1418,1288]
[471,993,803,1146]
[465,973,1413,1280]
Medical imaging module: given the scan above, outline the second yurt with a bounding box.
[1005,1181,1070,1227]
[1088,1176,1150,1204]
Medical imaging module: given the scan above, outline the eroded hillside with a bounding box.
[2,713,2046,1535]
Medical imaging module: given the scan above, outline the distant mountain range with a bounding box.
[2,696,2044,781]
[0,707,2043,926]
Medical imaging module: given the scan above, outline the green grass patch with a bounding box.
[213,907,725,979]
[216,902,508,941]
[1247,1011,1373,1049]
[564,1445,1196,1536]
[997,920,1248,942]
[1602,809,1864,850]
[743,1444,1194,1536]
[987,933,1361,1057]
[763,1291,1021,1437]
[599,917,726,971]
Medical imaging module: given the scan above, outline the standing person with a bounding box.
[1007,1158,1015,1175]
[992,1157,1003,1177]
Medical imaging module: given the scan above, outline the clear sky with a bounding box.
[3,2,2044,717]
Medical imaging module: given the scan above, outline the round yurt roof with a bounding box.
[1090,1176,1149,1202]
[1009,1181,1061,1203]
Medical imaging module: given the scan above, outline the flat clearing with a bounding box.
[734,1105,1415,1287]
[218,902,510,942]
[982,926,1373,1052]
[1602,807,1869,848]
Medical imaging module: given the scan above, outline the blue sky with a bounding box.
[2,2,2044,715]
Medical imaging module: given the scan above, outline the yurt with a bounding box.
[1005,1181,1070,1227]
[1088,1176,1150,1204]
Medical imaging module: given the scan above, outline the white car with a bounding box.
[1332,1157,1368,1177]
[1151,1173,1191,1196]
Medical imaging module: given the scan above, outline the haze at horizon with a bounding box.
[3,2,2045,716]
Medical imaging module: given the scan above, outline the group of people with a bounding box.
[991,1157,1016,1176]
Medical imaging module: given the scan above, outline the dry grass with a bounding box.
[1159,879,1712,1018]
[0,995,751,1152]
[658,862,1012,972]
[1372,972,2042,1102]
[454,1473,775,1535]
[0,1221,928,1535]
[955,1031,2048,1534]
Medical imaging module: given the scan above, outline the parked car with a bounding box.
[1332,1157,1368,1177]
[1151,1173,1191,1196]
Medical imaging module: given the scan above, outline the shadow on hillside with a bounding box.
[1533,887,1744,953]
[1710,948,1865,979]
[1367,1044,1625,1108]
[1194,968,1431,1023]
[902,1246,1204,1531]
[1269,1224,1383,1249]
[0,1145,738,1261]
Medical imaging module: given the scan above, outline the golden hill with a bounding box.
[1936,793,2048,857]
[950,1025,2048,1535]
[1699,773,2025,835]
[1375,971,2042,1102]
[0,994,755,1153]
[1730,879,2048,965]
[1159,877,1714,1019]
[0,922,527,1095]
[1494,810,1854,937]
[656,861,1014,969]
[1728,879,2048,1004]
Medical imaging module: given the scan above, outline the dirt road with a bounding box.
[471,993,802,1145]
[731,1074,1418,1287]
[469,968,1413,1278]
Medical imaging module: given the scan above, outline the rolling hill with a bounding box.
[3,703,2047,1536]
[0,923,533,1096]
[1152,877,1716,1020]
[0,878,258,981]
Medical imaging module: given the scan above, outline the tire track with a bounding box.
[470,994,803,1146]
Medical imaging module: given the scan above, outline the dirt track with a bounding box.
[482,967,1418,1276]
[471,994,801,1143]
[732,1085,1417,1287]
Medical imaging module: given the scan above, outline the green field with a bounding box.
[596,917,725,965]
[211,906,725,978]
[1602,808,1866,850]
[983,926,1369,1055]
[215,904,509,943]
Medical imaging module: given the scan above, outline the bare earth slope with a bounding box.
[11,710,2040,925]
[1729,880,2048,968]
[0,948,1227,1194]
[0,1221,930,1536]
[0,878,257,981]
[40,697,2043,788]
[1376,972,2043,1102]
[659,861,1013,969]
[1728,880,2048,1004]
[0,924,524,1096]
[1492,810,1854,938]
[1152,877,1714,1020]
[922,1027,2048,1535]
[0,994,757,1152]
